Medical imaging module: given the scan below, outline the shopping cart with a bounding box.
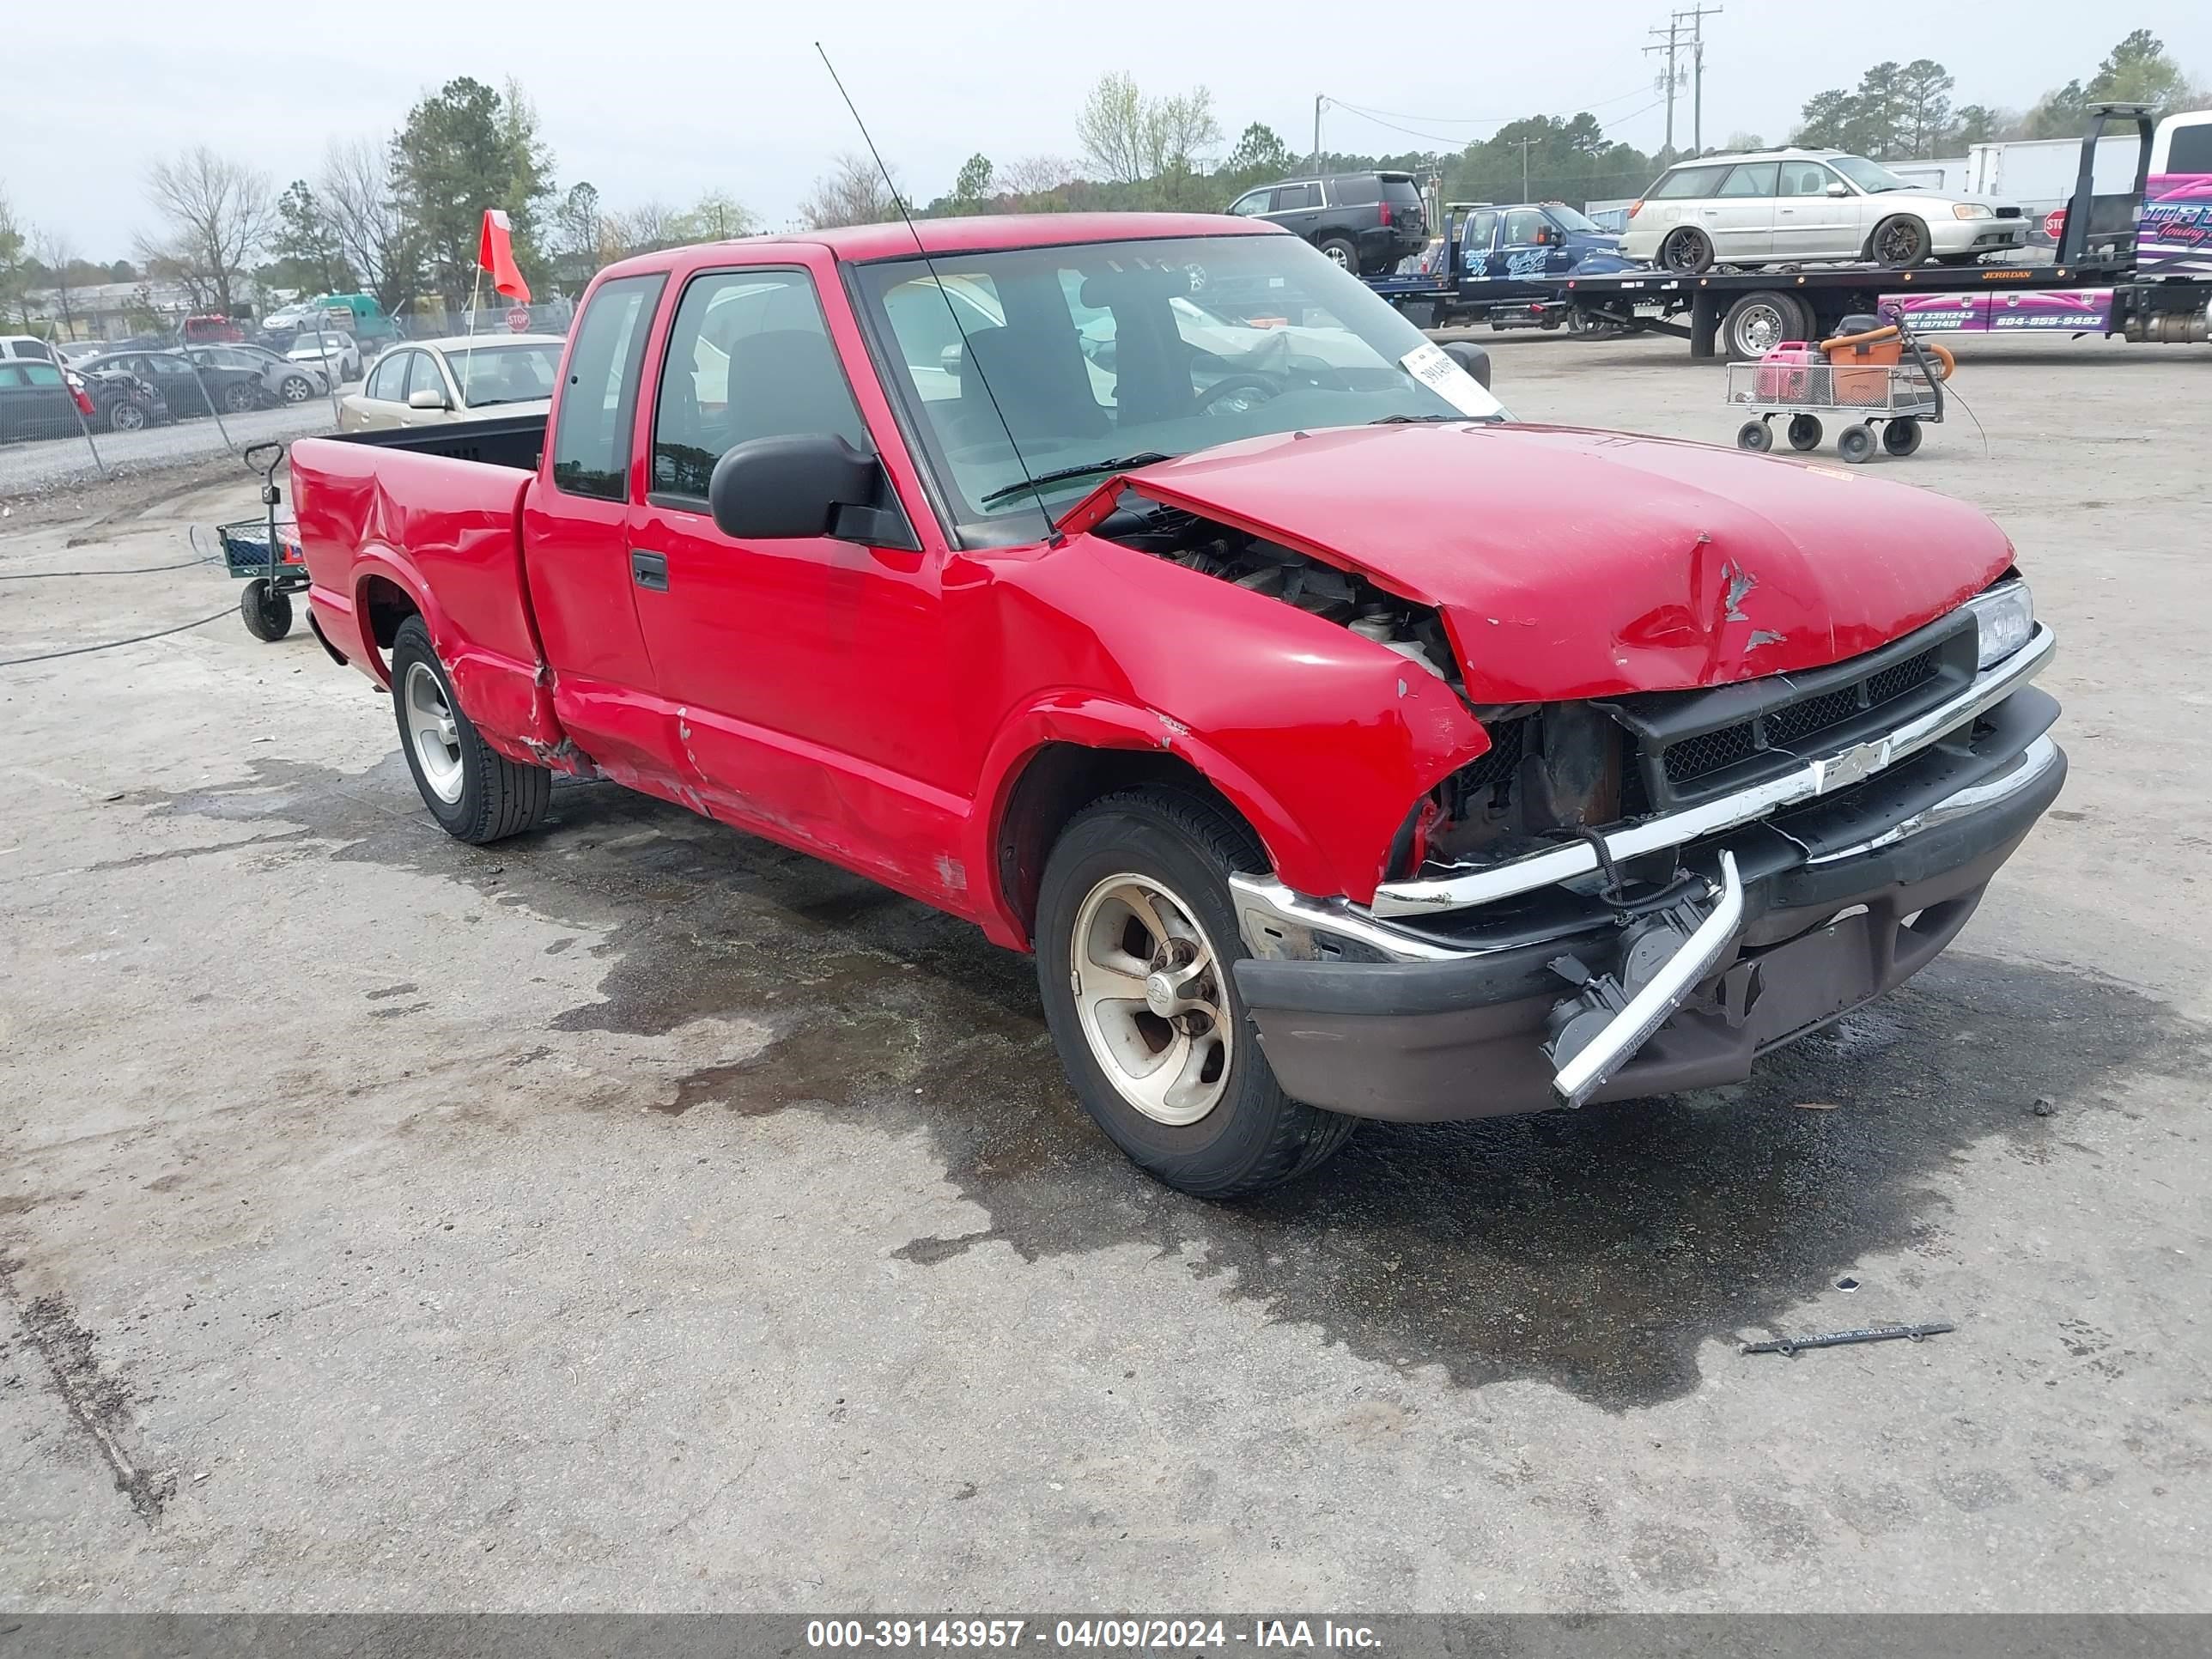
[217,442,305,641]
[1726,315,1952,464]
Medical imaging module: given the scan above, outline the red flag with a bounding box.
[477,208,532,302]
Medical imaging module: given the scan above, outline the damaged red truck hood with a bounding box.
[1096,422,2015,702]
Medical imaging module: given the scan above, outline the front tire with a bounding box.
[389,615,552,843]
[1736,419,1773,453]
[1871,215,1932,267]
[1787,413,1824,451]
[279,374,313,404]
[1838,424,1877,465]
[1035,789,1355,1196]
[1882,416,1923,456]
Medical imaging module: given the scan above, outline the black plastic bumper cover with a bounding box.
[1235,735,2066,1122]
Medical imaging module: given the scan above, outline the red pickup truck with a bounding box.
[292,211,2063,1195]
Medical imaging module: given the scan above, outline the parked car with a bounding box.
[189,343,325,405]
[289,212,2062,1197]
[286,330,362,382]
[1621,149,2028,271]
[0,359,92,442]
[79,349,265,416]
[79,366,170,431]
[1226,171,1429,273]
[0,334,70,367]
[338,335,565,432]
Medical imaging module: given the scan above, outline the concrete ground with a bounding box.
[2,331,2207,1612]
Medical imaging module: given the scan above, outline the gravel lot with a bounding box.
[2,331,2207,1613]
[0,402,341,499]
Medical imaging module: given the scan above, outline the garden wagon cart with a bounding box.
[221,441,306,641]
[1727,316,1953,465]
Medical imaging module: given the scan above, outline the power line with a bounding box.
[1325,84,1658,126]
[1327,93,1671,152]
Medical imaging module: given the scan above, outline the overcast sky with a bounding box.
[9,0,2211,262]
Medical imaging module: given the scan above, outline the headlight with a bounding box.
[1966,580,2034,668]
[1953,203,1994,221]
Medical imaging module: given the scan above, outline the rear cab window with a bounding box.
[550,273,666,500]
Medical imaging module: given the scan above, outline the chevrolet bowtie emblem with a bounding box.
[1814,738,1891,794]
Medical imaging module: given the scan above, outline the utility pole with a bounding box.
[1511,137,1540,199]
[1644,15,1685,158]
[1683,4,1723,154]
[1312,94,1326,171]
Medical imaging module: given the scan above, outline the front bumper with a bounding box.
[1231,635,2063,1121]
[1930,217,2027,254]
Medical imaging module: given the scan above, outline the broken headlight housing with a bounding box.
[1966,579,2034,669]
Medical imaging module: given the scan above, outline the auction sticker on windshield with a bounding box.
[1399,341,1502,419]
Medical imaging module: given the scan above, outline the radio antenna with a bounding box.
[815,43,1062,546]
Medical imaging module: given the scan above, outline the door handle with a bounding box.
[629,549,669,592]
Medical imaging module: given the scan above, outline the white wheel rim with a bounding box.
[1736,301,1786,355]
[1070,873,1233,1127]
[1326,245,1350,266]
[402,661,465,804]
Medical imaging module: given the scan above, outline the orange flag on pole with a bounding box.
[477,209,532,302]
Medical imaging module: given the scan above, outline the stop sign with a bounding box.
[505,304,532,332]
[2043,207,2066,241]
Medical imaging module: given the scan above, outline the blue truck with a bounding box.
[1365,201,1641,330]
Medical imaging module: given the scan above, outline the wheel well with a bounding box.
[358,575,420,667]
[996,744,1259,946]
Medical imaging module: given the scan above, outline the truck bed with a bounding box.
[331,412,547,472]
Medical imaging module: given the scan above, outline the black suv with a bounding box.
[1225,171,1429,274]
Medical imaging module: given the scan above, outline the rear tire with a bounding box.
[1838,424,1877,465]
[389,615,552,843]
[1786,413,1824,451]
[1882,416,1923,456]
[1658,225,1715,273]
[1736,419,1773,453]
[1035,788,1356,1196]
[1721,290,1807,360]
[104,400,147,432]
[1316,235,1359,269]
[222,382,255,413]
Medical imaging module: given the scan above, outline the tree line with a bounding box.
[1789,30,2203,160]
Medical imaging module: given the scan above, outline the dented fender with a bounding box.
[960,535,1491,937]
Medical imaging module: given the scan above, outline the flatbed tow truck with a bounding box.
[1514,106,2212,360]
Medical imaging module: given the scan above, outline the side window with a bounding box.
[551,273,665,501]
[1465,210,1499,247]
[365,352,406,402]
[650,269,867,502]
[1717,162,1779,198]
[0,365,28,386]
[2166,123,2212,176]
[1650,164,1729,199]
[22,362,65,387]
[1778,162,1836,198]
[17,341,53,361]
[399,353,432,402]
[1503,209,1547,245]
[1228,191,1269,217]
[1273,183,1320,211]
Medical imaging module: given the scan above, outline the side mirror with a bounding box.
[708,433,911,546]
[1443,340,1492,388]
[1825,181,1850,198]
[407,386,449,410]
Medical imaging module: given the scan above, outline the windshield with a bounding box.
[1544,204,1603,233]
[1827,155,1911,193]
[446,342,562,407]
[851,233,1504,539]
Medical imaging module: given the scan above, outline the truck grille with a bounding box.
[1600,610,1980,813]
[1662,647,1941,789]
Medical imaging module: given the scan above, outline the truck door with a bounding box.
[1498,208,1559,279]
[1458,210,1500,278]
[623,260,964,901]
[527,270,675,785]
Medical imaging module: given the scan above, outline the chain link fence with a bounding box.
[2,295,575,497]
